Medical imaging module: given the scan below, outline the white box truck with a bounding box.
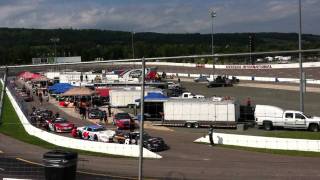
[163,99,240,128]
[109,87,162,107]
[255,105,320,131]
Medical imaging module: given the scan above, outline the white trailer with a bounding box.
[163,99,240,128]
[109,87,163,107]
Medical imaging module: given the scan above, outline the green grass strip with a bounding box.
[0,92,133,158]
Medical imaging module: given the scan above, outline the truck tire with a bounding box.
[186,123,192,128]
[194,123,200,128]
[309,124,319,132]
[263,121,273,131]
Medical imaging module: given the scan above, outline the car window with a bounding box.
[295,113,305,119]
[285,113,293,118]
[87,128,92,131]
[116,113,131,119]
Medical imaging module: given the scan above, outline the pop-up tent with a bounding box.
[48,83,73,94]
[61,87,95,96]
[135,92,168,120]
[135,92,168,102]
[18,71,42,80]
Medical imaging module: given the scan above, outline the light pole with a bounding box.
[138,58,145,180]
[298,0,304,112]
[132,31,135,59]
[50,38,60,63]
[210,9,216,63]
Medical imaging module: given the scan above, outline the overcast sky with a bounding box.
[0,0,319,34]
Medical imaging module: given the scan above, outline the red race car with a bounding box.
[45,117,75,133]
[113,113,135,130]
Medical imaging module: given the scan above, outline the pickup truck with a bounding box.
[255,105,320,132]
[181,92,204,99]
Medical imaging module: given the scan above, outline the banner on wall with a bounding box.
[225,65,272,69]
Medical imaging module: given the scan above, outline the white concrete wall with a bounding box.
[2,80,161,159]
[195,133,320,152]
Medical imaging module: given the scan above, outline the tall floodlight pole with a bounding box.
[298,0,304,112]
[210,9,216,62]
[138,58,145,180]
[132,31,135,59]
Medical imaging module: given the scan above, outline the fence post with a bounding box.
[138,58,145,180]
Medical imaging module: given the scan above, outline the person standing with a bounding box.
[39,93,43,105]
[103,110,108,124]
[107,105,112,117]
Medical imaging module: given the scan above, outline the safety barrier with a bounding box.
[194,133,320,152]
[1,80,161,159]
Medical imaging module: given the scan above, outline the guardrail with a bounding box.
[1,79,162,159]
[194,133,320,152]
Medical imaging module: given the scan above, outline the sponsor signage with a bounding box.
[225,65,272,69]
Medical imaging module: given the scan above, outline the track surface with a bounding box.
[2,79,320,179]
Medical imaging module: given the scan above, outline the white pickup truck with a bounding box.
[255,105,320,132]
[181,92,205,99]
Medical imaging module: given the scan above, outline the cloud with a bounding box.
[0,0,319,34]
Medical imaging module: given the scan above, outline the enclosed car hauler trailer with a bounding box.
[163,99,240,128]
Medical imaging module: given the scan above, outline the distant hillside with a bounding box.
[0,28,319,65]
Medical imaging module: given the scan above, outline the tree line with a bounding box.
[0,28,319,65]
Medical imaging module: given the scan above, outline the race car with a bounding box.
[45,117,75,133]
[113,131,168,152]
[77,125,115,142]
[113,113,135,130]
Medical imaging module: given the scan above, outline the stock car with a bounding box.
[113,131,168,152]
[45,117,75,132]
[113,113,135,130]
[77,125,115,142]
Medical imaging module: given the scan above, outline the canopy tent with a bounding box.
[95,88,110,97]
[31,76,50,82]
[61,87,95,96]
[135,92,168,102]
[49,83,73,94]
[18,71,42,80]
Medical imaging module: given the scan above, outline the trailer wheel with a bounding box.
[194,123,200,128]
[186,123,192,128]
[309,124,319,132]
[263,122,273,131]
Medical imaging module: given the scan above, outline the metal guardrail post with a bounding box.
[0,67,8,124]
[138,58,145,180]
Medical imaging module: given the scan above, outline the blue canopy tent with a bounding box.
[48,83,73,94]
[135,92,168,120]
[135,92,168,102]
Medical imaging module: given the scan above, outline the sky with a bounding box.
[0,0,319,34]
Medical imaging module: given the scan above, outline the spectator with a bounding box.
[107,105,112,117]
[246,97,251,107]
[32,106,36,113]
[103,110,108,124]
[39,93,43,105]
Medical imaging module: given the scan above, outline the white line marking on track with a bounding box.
[0,167,4,171]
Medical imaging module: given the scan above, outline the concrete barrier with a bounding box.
[2,80,161,159]
[195,133,320,152]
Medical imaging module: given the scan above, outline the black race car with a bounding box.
[123,131,168,152]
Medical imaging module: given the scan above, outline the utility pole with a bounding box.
[210,9,216,63]
[132,31,135,59]
[138,58,145,180]
[298,0,304,112]
[0,67,8,125]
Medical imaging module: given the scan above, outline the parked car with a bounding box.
[255,105,320,132]
[23,95,34,102]
[125,131,168,152]
[194,76,209,82]
[113,113,135,130]
[88,108,104,119]
[45,117,75,132]
[77,125,115,142]
[207,76,233,88]
[181,92,205,99]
